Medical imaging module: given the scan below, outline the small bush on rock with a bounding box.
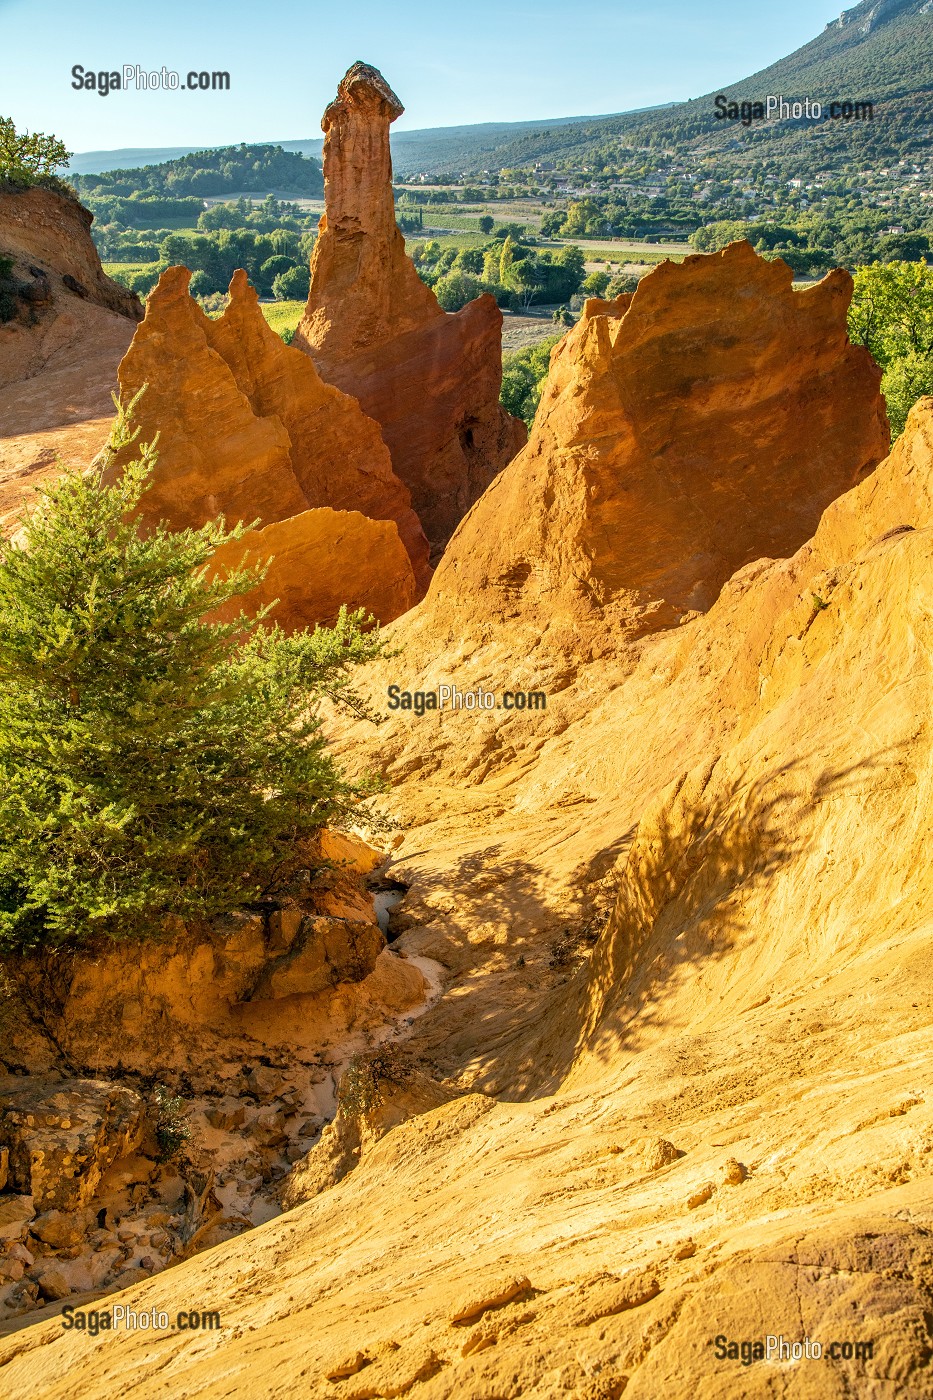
[339,1044,410,1120]
[153,1084,191,1161]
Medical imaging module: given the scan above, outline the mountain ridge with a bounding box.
[65,113,628,179]
[473,0,932,173]
[67,0,931,183]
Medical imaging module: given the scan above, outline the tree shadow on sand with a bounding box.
[411,745,900,1101]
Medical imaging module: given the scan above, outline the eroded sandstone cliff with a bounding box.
[423,240,890,649]
[0,831,436,1324]
[0,184,141,533]
[1,194,929,1393]
[6,396,931,1396]
[111,265,424,626]
[212,271,429,587]
[294,63,527,553]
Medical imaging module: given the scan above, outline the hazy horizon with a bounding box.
[1,0,843,155]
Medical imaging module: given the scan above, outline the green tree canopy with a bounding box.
[0,116,71,182]
[500,336,561,426]
[454,248,484,275]
[272,263,310,300]
[606,273,639,298]
[434,271,482,311]
[581,270,611,298]
[0,403,385,950]
[259,255,298,294]
[849,260,933,438]
[499,235,516,283]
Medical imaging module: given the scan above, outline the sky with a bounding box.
[0,0,843,155]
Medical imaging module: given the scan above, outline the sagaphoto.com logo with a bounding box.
[713,93,873,126]
[71,65,230,96]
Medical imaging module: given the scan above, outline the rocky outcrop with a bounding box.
[112,265,423,624]
[294,63,526,554]
[295,64,442,365]
[4,902,386,1080]
[3,191,928,1391]
[114,265,308,532]
[0,184,142,533]
[0,184,141,327]
[421,240,889,646]
[9,395,931,1395]
[280,1056,474,1209]
[0,831,428,1079]
[0,830,437,1326]
[0,1079,148,1212]
[209,507,417,631]
[210,271,429,586]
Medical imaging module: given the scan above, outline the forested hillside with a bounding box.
[435,0,931,176]
[71,143,323,201]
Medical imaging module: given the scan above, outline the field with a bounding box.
[403,231,489,252]
[102,260,162,280]
[259,300,305,337]
[501,307,573,352]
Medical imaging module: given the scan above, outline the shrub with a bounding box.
[112,241,161,262]
[433,270,481,311]
[154,1085,191,1160]
[0,256,17,323]
[196,291,229,318]
[272,263,310,301]
[606,273,639,298]
[0,398,387,950]
[581,270,610,298]
[109,263,167,297]
[339,1044,410,1120]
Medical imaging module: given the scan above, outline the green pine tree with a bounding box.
[0,400,386,950]
[499,235,515,285]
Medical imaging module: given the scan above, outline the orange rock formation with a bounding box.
[208,270,430,588]
[0,185,141,533]
[4,218,929,1393]
[113,265,422,625]
[7,388,932,1395]
[209,507,418,632]
[425,240,889,646]
[294,63,526,553]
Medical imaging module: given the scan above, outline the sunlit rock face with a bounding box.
[294,61,527,556]
[423,240,890,644]
[112,265,424,626]
[0,184,142,533]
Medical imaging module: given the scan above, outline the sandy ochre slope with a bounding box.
[0,184,141,536]
[1,243,932,1397]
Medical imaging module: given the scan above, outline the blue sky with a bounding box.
[1,0,841,154]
